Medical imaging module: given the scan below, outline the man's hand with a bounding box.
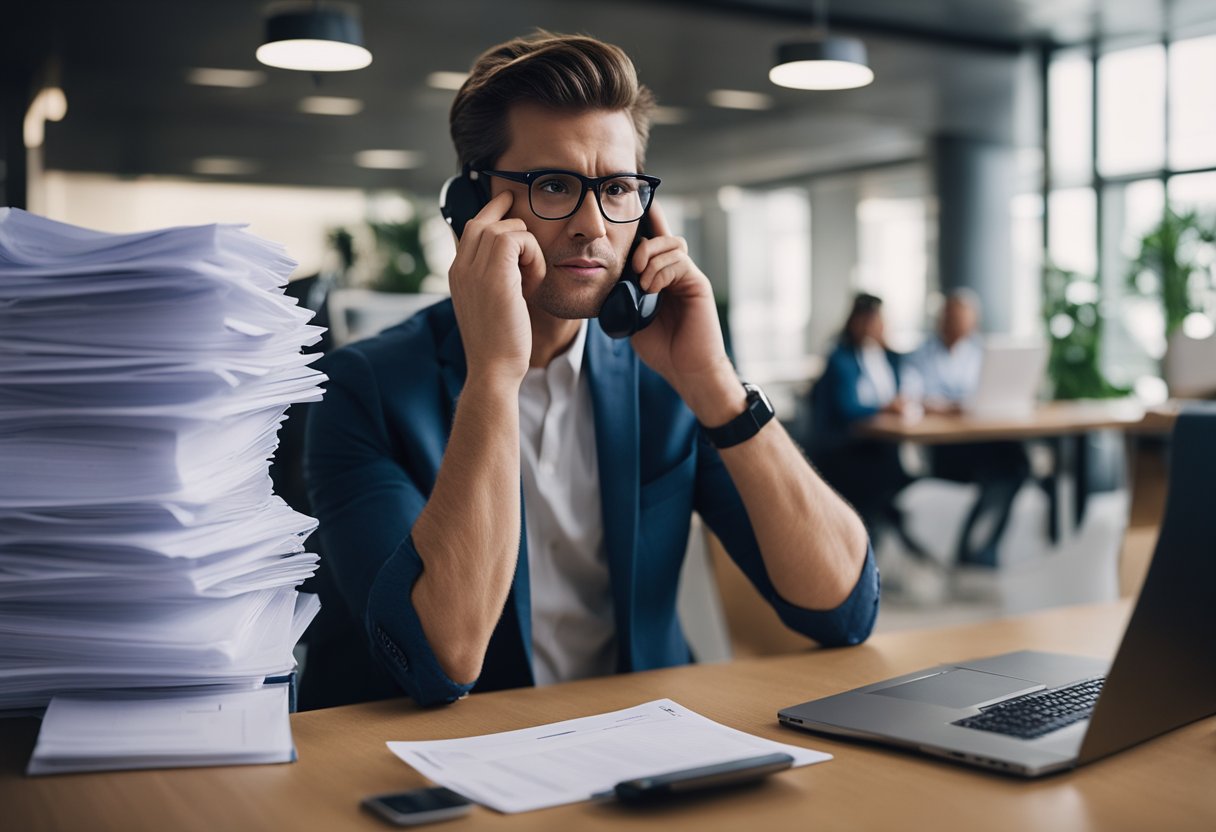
[447,190,545,386]
[628,201,744,426]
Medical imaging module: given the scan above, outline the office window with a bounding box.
[1102,179,1167,383]
[1098,44,1166,177]
[1048,187,1097,276]
[1169,35,1216,171]
[856,195,928,350]
[1049,48,1094,187]
[1011,192,1045,338]
[1167,170,1216,212]
[726,187,811,376]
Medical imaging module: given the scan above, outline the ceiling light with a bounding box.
[707,89,774,111]
[299,95,364,115]
[770,0,873,91]
[427,71,469,91]
[193,157,260,176]
[651,105,689,126]
[770,38,874,90]
[187,67,267,88]
[256,3,372,72]
[354,149,423,170]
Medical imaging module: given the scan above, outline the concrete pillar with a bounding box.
[933,135,1016,333]
[808,176,860,355]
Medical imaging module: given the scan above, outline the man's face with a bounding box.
[490,103,640,319]
[940,298,977,345]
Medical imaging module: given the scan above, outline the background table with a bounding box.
[857,399,1152,444]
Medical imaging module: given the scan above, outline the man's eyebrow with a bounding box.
[520,166,642,176]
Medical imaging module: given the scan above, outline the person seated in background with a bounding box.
[908,289,1029,567]
[808,293,923,556]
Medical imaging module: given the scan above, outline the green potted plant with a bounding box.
[1041,264,1129,400]
[369,217,429,294]
[1125,207,1216,337]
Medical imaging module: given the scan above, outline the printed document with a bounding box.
[387,699,830,813]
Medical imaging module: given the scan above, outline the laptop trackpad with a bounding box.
[869,669,1042,709]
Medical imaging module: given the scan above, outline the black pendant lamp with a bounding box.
[256,2,372,72]
[770,0,873,91]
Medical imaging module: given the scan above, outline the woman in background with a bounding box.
[808,293,922,555]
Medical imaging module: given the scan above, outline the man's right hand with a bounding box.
[447,190,545,385]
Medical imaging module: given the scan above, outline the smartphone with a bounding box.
[360,787,473,826]
[439,170,660,339]
[597,212,661,339]
[611,752,795,804]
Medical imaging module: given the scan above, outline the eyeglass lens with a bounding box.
[529,173,652,222]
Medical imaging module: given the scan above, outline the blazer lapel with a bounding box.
[585,325,640,672]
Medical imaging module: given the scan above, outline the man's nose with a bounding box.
[566,190,607,239]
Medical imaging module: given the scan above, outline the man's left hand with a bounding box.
[629,201,745,426]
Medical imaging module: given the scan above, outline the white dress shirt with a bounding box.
[517,321,616,686]
[856,340,898,409]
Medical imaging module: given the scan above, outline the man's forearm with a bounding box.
[680,369,868,611]
[717,421,868,609]
[411,376,521,684]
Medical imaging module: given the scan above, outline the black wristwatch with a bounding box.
[702,382,775,449]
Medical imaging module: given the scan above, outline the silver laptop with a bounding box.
[779,405,1216,777]
[964,342,1047,419]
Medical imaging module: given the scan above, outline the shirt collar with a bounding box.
[558,319,589,384]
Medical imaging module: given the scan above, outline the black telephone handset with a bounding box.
[439,169,661,339]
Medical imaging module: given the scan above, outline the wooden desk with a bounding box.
[5,601,1214,832]
[858,399,1150,445]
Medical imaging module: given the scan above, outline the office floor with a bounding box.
[873,441,1167,634]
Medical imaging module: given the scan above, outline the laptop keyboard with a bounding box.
[952,677,1105,740]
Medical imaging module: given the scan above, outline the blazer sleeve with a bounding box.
[693,431,880,647]
[827,349,881,424]
[304,347,475,706]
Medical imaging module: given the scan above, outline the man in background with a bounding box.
[910,290,1029,567]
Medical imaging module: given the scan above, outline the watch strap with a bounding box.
[702,382,774,449]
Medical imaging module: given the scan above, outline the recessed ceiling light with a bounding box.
[299,95,364,116]
[708,89,774,111]
[427,71,469,91]
[186,68,267,88]
[651,105,689,126]
[192,157,259,176]
[354,149,424,170]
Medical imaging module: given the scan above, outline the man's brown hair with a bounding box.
[449,31,656,171]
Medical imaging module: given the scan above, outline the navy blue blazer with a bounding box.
[809,342,903,457]
[305,300,879,706]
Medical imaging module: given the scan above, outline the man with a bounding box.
[909,290,1029,567]
[304,32,878,708]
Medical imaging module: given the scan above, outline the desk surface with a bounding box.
[4,600,1214,832]
[859,399,1157,444]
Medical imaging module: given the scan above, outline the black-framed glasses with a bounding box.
[478,168,661,223]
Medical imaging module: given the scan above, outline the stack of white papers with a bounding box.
[27,684,296,774]
[0,209,323,714]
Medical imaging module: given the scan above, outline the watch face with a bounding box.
[744,383,773,413]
